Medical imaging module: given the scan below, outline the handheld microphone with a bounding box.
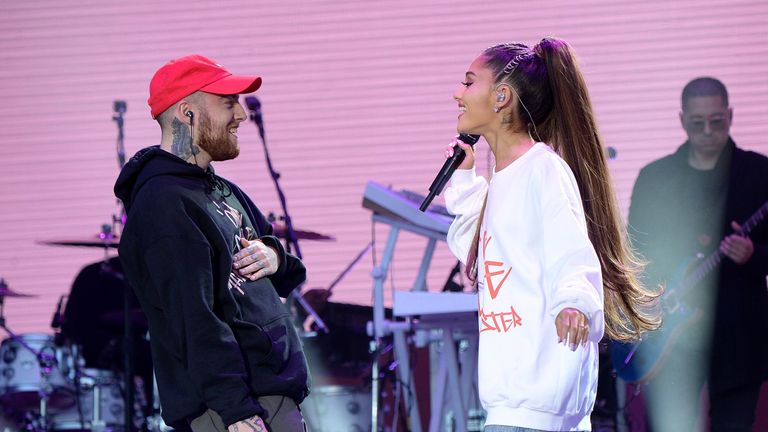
[419,133,481,212]
[244,96,264,138]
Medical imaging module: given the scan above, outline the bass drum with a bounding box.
[0,407,20,432]
[301,385,371,432]
[51,369,126,431]
[0,333,78,412]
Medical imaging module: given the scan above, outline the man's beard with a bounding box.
[196,109,239,161]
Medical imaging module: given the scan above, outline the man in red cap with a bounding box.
[115,55,310,432]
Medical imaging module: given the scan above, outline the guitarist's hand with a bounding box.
[555,307,589,351]
[720,221,754,265]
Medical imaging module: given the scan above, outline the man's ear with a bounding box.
[176,100,193,125]
[679,111,685,130]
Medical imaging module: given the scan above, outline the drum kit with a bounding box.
[0,218,334,432]
[0,98,340,431]
[0,278,143,432]
[300,385,372,432]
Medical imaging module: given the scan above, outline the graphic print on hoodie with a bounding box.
[212,194,257,296]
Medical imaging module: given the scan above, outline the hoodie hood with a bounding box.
[115,146,210,211]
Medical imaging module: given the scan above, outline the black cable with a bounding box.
[370,219,377,269]
[370,219,377,306]
[265,396,286,428]
[189,114,198,166]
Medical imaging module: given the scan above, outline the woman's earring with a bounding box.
[493,107,500,113]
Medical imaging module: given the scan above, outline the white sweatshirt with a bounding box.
[445,143,604,431]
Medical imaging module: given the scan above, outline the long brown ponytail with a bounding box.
[482,38,661,342]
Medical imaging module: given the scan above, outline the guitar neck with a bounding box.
[676,201,768,297]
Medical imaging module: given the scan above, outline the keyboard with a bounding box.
[362,181,454,235]
[393,291,478,317]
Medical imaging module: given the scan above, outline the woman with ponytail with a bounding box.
[443,38,660,431]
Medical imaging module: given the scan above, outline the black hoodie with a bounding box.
[114,146,310,428]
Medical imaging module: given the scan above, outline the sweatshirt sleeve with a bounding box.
[444,167,488,264]
[143,235,263,426]
[538,162,605,341]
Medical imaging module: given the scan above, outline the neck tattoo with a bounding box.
[170,118,200,161]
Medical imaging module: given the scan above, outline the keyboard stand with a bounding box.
[370,213,439,432]
[368,213,479,432]
[420,317,478,432]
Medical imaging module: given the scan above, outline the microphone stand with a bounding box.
[246,101,328,334]
[112,100,135,432]
[113,100,127,169]
[113,100,128,231]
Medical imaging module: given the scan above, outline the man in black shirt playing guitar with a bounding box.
[622,77,768,431]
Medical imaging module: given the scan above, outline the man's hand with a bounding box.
[233,238,279,281]
[227,414,267,432]
[555,307,589,351]
[720,221,754,265]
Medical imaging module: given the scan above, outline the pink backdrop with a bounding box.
[0,0,767,428]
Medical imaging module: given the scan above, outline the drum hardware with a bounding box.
[110,102,140,430]
[99,261,137,432]
[113,99,128,236]
[50,368,135,432]
[267,215,335,242]
[138,331,170,432]
[298,242,373,337]
[37,232,120,250]
[92,385,105,432]
[145,369,172,432]
[300,385,372,432]
[36,225,141,432]
[242,99,328,337]
[111,99,137,432]
[35,219,337,249]
[0,279,37,298]
[0,280,66,431]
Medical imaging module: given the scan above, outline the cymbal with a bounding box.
[271,222,335,241]
[38,235,119,249]
[37,224,334,246]
[0,280,37,298]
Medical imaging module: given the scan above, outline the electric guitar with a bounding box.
[610,200,768,383]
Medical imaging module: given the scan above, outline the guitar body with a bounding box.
[610,200,768,383]
[610,255,705,383]
[610,303,701,383]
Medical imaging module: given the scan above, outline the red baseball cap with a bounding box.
[148,54,262,118]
